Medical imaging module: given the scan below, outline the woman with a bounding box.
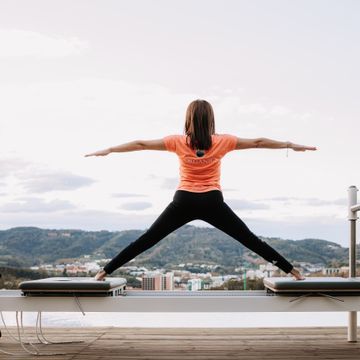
[85,99,317,281]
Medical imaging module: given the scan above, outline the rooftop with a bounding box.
[0,326,359,359]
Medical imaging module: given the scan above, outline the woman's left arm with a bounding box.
[235,137,317,152]
[84,139,166,157]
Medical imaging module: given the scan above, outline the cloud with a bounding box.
[0,197,76,213]
[18,170,96,193]
[147,174,180,190]
[303,198,347,206]
[221,188,238,192]
[112,192,147,198]
[0,158,95,193]
[119,202,153,211]
[0,156,96,193]
[264,196,347,207]
[214,96,313,132]
[226,199,270,210]
[0,29,88,58]
[161,177,179,189]
[267,196,293,201]
[0,209,157,232]
[268,105,292,116]
[0,157,32,177]
[240,215,348,246]
[331,198,348,206]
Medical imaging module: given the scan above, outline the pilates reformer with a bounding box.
[0,185,359,356]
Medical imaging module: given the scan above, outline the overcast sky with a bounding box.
[1,0,359,246]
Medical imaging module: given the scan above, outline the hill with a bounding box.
[0,225,354,269]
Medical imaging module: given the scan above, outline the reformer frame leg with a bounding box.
[289,292,344,303]
[74,295,86,316]
[348,311,357,342]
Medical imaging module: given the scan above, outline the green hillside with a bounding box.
[0,225,354,269]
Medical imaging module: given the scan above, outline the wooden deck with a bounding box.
[0,326,360,359]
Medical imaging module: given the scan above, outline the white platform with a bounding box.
[1,290,360,313]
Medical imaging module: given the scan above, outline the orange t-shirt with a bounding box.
[163,134,238,193]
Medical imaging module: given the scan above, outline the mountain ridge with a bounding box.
[0,225,354,269]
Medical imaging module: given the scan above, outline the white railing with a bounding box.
[347,185,359,342]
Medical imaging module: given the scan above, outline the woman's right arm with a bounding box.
[84,139,166,157]
[235,137,317,152]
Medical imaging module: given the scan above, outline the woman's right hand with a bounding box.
[84,148,111,157]
[290,267,305,280]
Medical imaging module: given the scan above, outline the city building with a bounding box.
[187,278,202,291]
[211,276,225,288]
[142,272,174,290]
[322,267,341,276]
[259,263,278,277]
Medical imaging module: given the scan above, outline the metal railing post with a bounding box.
[347,185,358,342]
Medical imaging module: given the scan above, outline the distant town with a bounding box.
[29,257,351,291]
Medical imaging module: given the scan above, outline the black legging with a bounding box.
[103,190,294,274]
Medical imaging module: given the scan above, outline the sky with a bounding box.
[1,0,359,246]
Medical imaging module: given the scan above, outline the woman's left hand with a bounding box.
[84,149,111,157]
[292,144,317,152]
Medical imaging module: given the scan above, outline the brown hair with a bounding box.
[184,99,215,150]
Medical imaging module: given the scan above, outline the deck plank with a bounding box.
[0,327,359,359]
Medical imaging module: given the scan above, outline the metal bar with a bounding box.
[349,221,357,278]
[347,185,358,342]
[348,186,359,220]
[351,204,360,213]
[348,186,358,277]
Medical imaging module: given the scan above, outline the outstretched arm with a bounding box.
[84,139,166,157]
[235,137,317,152]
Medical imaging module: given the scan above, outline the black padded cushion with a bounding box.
[19,277,126,291]
[263,277,360,293]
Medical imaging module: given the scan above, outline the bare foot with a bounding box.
[290,267,305,280]
[95,269,107,281]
